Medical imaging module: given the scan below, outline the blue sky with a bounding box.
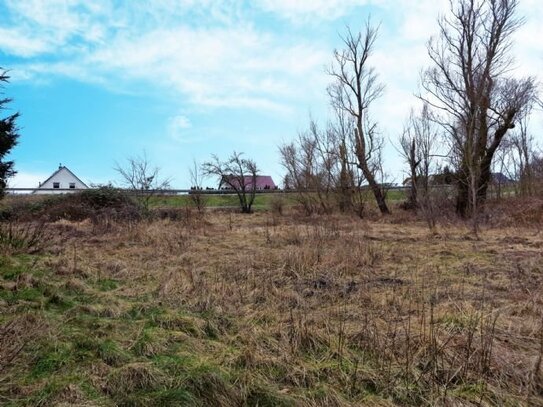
[1,0,542,188]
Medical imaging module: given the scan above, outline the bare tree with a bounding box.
[306,119,338,213]
[531,153,543,195]
[279,114,360,215]
[327,22,390,215]
[202,152,258,214]
[114,152,171,211]
[279,125,331,215]
[188,159,207,213]
[510,116,536,196]
[399,104,439,211]
[497,111,542,198]
[330,110,358,213]
[421,0,538,218]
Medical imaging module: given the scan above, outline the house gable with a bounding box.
[34,165,88,194]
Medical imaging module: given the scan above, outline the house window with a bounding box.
[53,182,60,189]
[69,183,76,189]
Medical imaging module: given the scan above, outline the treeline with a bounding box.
[2,1,542,226]
[277,0,541,223]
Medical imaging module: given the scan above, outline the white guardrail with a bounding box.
[4,186,420,195]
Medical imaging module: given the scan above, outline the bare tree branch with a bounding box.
[202,152,259,214]
[114,152,171,211]
[327,21,390,215]
[419,0,538,219]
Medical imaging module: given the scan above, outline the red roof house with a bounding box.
[219,175,277,190]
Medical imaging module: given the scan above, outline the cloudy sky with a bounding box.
[1,0,542,188]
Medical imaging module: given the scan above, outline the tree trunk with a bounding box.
[467,121,514,214]
[371,179,390,215]
[407,160,418,210]
[456,172,470,218]
[338,143,353,212]
[237,191,251,214]
[354,128,390,215]
[360,162,389,215]
[456,150,499,217]
[476,154,493,205]
[407,179,418,210]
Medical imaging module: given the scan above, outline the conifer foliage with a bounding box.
[0,69,19,196]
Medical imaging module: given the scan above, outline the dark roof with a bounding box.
[37,165,88,189]
[491,172,512,184]
[220,175,276,190]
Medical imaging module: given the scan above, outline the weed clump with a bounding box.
[98,340,129,367]
[0,221,48,254]
[105,362,165,397]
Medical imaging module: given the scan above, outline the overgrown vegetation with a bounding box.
[0,1,542,406]
[0,196,542,406]
[0,187,142,223]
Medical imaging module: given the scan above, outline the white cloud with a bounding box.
[67,28,324,112]
[0,27,51,57]
[255,0,375,22]
[1,0,542,164]
[398,3,447,41]
[0,1,329,114]
[167,114,192,142]
[2,0,111,54]
[170,115,191,130]
[7,171,49,189]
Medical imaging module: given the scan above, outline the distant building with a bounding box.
[491,172,513,185]
[33,164,88,194]
[219,175,277,191]
[403,171,512,187]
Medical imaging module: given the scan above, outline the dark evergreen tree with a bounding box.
[0,69,19,196]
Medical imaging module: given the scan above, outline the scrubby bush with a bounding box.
[78,187,136,210]
[0,221,47,254]
[269,194,285,216]
[0,187,142,223]
[152,207,187,221]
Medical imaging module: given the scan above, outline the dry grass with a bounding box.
[0,205,542,406]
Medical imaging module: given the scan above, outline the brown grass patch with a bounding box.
[2,204,543,405]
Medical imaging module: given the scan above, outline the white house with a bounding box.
[33,165,89,194]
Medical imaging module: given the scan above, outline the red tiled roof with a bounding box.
[220,175,276,190]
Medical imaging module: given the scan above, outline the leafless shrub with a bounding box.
[280,113,372,216]
[0,221,48,254]
[114,152,171,212]
[189,159,207,214]
[0,314,46,402]
[269,194,285,216]
[279,120,339,215]
[398,106,436,202]
[0,314,45,373]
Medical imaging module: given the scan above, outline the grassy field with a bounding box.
[148,193,290,210]
[148,189,407,210]
[0,204,542,406]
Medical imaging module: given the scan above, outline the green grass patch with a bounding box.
[96,278,119,291]
[148,190,407,211]
[98,339,130,367]
[30,343,73,378]
[148,193,293,210]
